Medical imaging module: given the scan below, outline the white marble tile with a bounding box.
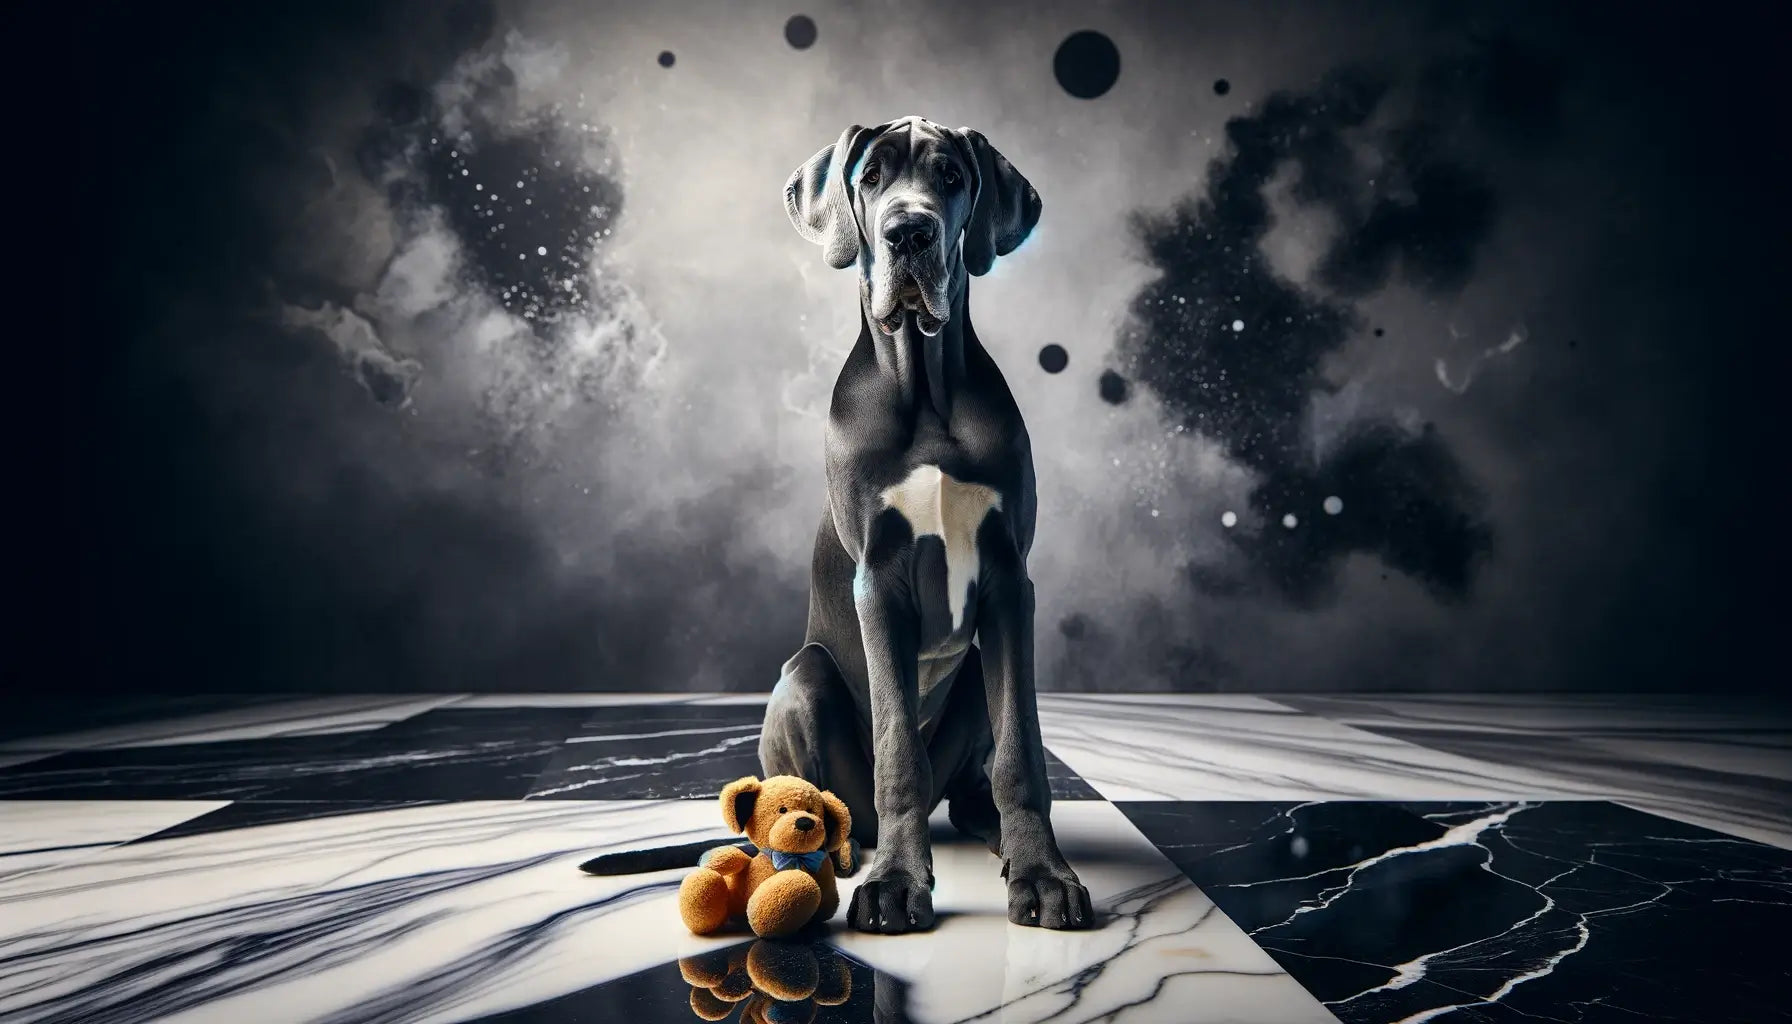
[1036,694,1585,802]
[0,800,730,1024]
[447,693,770,708]
[1274,694,1792,849]
[832,802,1337,1024]
[0,798,1332,1024]
[0,696,467,752]
[0,801,229,881]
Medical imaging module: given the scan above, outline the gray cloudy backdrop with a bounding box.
[29,0,1784,697]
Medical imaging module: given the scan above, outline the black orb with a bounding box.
[1054,30,1121,99]
[1213,78,1230,95]
[1098,369,1130,404]
[1039,344,1069,374]
[658,50,675,68]
[1373,327,1384,337]
[785,14,817,49]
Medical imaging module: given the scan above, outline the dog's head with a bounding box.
[784,116,1041,337]
[720,774,851,856]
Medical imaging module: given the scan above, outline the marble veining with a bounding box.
[1120,799,1792,1023]
[525,705,769,800]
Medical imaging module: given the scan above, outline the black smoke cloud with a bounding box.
[1108,43,1563,606]
[41,0,805,696]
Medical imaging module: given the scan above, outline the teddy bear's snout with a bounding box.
[793,816,815,832]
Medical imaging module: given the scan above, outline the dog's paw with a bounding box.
[1003,859,1094,930]
[847,866,935,934]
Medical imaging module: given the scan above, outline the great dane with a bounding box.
[583,116,1089,935]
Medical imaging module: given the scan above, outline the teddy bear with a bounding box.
[678,774,852,938]
[679,940,853,1024]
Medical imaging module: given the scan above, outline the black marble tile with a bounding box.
[130,800,448,842]
[523,702,1103,802]
[465,938,917,1023]
[526,705,768,799]
[257,707,593,800]
[0,732,374,799]
[1119,800,1792,1023]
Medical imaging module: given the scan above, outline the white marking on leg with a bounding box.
[877,465,1001,630]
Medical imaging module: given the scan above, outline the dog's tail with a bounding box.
[576,837,756,876]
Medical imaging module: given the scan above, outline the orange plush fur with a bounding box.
[678,775,852,938]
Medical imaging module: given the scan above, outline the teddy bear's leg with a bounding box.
[679,867,734,935]
[746,870,822,938]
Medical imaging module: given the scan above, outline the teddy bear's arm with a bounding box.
[698,845,753,876]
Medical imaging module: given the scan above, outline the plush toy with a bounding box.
[678,775,852,938]
[679,941,852,1024]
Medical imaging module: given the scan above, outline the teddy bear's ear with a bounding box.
[818,789,852,852]
[720,775,762,834]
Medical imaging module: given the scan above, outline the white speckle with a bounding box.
[1291,835,1310,858]
[474,183,483,191]
[460,169,468,176]
[1282,513,1298,529]
[516,180,524,188]
[518,253,526,260]
[1150,509,1160,518]
[536,246,548,256]
[1220,511,1238,528]
[1323,496,1344,515]
[1232,319,1244,332]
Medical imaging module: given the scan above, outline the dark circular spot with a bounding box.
[1373,327,1384,337]
[1039,344,1069,374]
[657,50,675,67]
[1213,78,1230,95]
[1059,614,1090,640]
[785,14,817,49]
[1054,30,1121,99]
[1098,369,1130,404]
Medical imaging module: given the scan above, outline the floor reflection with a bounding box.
[476,934,913,1023]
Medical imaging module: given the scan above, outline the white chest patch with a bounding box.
[879,465,1002,631]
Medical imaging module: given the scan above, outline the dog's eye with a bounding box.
[943,169,961,187]
[778,806,788,814]
[861,163,881,186]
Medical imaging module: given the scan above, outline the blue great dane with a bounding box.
[583,117,1089,935]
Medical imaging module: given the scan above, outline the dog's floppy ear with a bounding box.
[818,789,852,852]
[785,123,879,270]
[956,127,1042,277]
[720,775,762,834]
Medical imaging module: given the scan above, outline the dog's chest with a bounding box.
[877,464,1002,635]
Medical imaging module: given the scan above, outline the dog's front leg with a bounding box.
[848,538,936,934]
[977,528,1093,929]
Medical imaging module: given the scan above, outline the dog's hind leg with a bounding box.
[929,646,1002,855]
[760,642,876,874]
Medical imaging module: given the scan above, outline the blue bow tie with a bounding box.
[769,848,829,872]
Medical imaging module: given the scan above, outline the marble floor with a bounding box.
[0,693,1787,1023]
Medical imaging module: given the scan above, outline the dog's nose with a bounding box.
[882,212,937,255]
[794,816,815,832]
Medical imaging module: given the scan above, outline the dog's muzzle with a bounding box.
[873,211,950,336]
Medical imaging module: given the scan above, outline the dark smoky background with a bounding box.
[22,0,1786,699]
